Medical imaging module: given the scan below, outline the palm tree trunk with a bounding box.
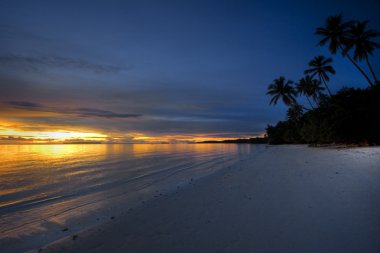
[306,96,314,109]
[316,93,323,106]
[340,45,374,87]
[365,55,378,85]
[320,76,332,96]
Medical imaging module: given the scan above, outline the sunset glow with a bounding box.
[0,129,107,143]
[0,106,261,144]
[0,125,257,144]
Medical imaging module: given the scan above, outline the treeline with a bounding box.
[266,15,379,145]
[198,137,268,144]
[267,86,380,144]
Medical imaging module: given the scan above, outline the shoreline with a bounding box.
[0,144,253,253]
[35,145,380,253]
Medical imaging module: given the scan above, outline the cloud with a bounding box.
[0,135,103,144]
[6,101,43,108]
[0,135,31,141]
[0,54,127,74]
[0,71,273,139]
[3,101,141,119]
[75,108,141,118]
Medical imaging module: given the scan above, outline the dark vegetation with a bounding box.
[266,14,380,145]
[198,137,268,144]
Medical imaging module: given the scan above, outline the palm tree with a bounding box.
[296,77,314,109]
[267,76,297,106]
[296,75,325,109]
[286,103,303,122]
[344,21,380,85]
[315,14,373,86]
[304,56,335,96]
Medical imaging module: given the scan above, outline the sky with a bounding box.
[0,0,379,143]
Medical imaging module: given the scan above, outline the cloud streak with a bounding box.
[75,108,141,119]
[0,54,127,74]
[6,101,42,108]
[4,101,141,119]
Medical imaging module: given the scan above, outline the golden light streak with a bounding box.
[129,133,259,143]
[34,131,106,140]
[0,120,262,144]
[0,118,108,143]
[2,130,106,141]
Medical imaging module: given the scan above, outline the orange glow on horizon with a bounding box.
[0,119,108,143]
[0,129,107,143]
[0,119,262,144]
[128,133,259,143]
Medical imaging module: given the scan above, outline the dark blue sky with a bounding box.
[0,0,379,142]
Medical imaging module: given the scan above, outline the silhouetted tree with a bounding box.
[316,14,373,86]
[344,21,380,85]
[286,103,303,121]
[267,86,380,145]
[296,75,325,108]
[267,76,297,106]
[265,14,380,145]
[304,56,335,96]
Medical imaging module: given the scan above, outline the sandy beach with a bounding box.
[37,145,380,253]
[1,145,380,253]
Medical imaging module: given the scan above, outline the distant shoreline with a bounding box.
[197,137,268,144]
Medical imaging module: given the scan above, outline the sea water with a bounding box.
[0,143,258,246]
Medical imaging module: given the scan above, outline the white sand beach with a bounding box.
[38,145,380,253]
[1,145,380,253]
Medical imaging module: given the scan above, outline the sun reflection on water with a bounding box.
[0,143,256,240]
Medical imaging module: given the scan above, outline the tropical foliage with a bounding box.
[266,14,380,145]
[304,56,335,96]
[267,76,297,106]
[315,14,378,86]
[296,75,324,109]
[344,21,380,84]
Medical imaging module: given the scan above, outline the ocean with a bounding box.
[0,144,258,242]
